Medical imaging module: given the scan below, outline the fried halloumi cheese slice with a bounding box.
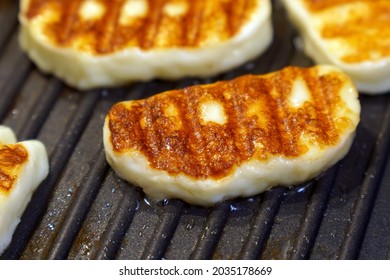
[282,0,390,94]
[0,131,49,254]
[19,0,273,90]
[0,126,17,145]
[103,65,360,206]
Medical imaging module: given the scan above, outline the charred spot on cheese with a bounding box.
[25,0,258,54]
[0,144,28,194]
[107,66,350,179]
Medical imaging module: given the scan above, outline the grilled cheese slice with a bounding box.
[0,130,49,255]
[19,0,273,90]
[103,65,360,206]
[282,0,390,94]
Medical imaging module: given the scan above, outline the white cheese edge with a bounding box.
[0,126,17,145]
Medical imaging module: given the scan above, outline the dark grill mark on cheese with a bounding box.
[96,0,126,54]
[0,144,28,194]
[25,0,258,54]
[107,67,348,179]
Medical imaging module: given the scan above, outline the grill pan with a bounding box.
[1,0,390,260]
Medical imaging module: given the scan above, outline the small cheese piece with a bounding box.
[0,128,49,255]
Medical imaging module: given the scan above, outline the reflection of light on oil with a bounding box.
[295,181,313,194]
[134,200,140,211]
[157,198,169,207]
[67,187,74,197]
[143,196,152,207]
[139,224,148,237]
[143,196,169,207]
[230,204,239,212]
[81,243,92,257]
[185,219,195,230]
[47,209,58,217]
[47,223,55,231]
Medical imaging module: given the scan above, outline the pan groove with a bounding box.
[339,99,390,259]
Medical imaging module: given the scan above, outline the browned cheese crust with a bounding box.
[0,144,28,194]
[25,0,259,54]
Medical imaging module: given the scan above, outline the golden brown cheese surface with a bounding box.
[303,0,366,11]
[107,66,353,179]
[303,0,390,63]
[0,144,28,194]
[25,0,258,54]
